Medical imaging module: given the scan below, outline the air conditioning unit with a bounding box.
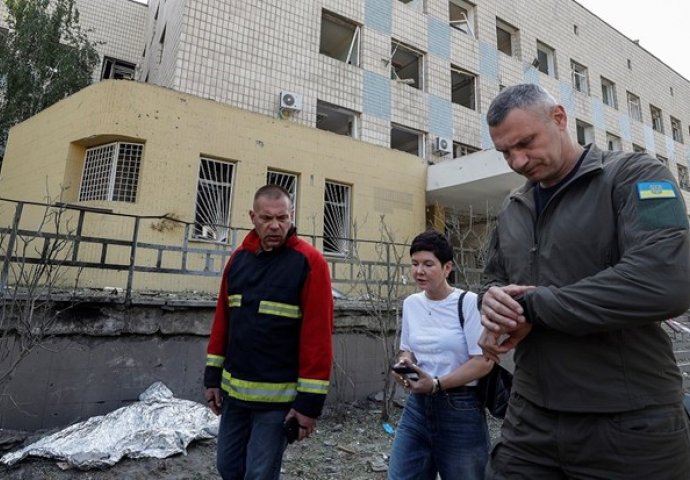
[433,136,452,155]
[280,91,302,111]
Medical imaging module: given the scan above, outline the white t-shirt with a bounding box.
[399,289,483,382]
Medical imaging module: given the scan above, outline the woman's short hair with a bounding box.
[409,229,453,264]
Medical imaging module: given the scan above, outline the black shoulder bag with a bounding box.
[458,291,512,419]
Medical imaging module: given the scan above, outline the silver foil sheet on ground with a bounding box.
[1,382,219,469]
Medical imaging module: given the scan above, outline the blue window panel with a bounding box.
[559,83,576,120]
[427,16,450,60]
[644,125,656,153]
[363,70,391,120]
[479,41,498,80]
[481,114,494,149]
[428,95,453,139]
[591,98,605,130]
[685,146,690,166]
[666,137,676,161]
[618,113,632,142]
[364,0,391,34]
[523,66,540,86]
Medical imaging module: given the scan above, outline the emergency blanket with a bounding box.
[1,382,218,469]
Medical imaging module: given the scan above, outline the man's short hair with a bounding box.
[487,83,557,127]
[409,229,453,264]
[254,184,292,207]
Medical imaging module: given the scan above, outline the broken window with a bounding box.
[101,57,136,80]
[79,142,143,203]
[390,41,423,90]
[453,142,480,157]
[192,158,235,243]
[656,155,668,167]
[575,120,593,146]
[496,18,518,57]
[627,92,642,122]
[323,181,351,256]
[449,0,475,37]
[650,105,663,133]
[671,117,683,143]
[319,10,360,67]
[605,132,621,151]
[678,164,690,191]
[632,143,645,153]
[316,100,359,138]
[601,77,617,109]
[451,66,476,110]
[570,60,588,94]
[267,170,298,223]
[391,124,424,157]
[536,41,556,77]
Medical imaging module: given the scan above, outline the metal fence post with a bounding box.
[125,216,140,304]
[1,201,23,290]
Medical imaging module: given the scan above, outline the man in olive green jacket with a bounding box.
[479,83,690,479]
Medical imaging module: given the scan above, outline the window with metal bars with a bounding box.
[267,170,298,223]
[192,158,235,243]
[323,181,351,256]
[79,142,143,202]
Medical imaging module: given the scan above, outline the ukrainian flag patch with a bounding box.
[637,181,676,200]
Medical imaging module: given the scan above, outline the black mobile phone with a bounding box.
[391,365,416,375]
[283,417,299,444]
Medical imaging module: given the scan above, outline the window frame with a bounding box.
[570,59,589,95]
[319,10,361,67]
[449,0,476,37]
[536,41,556,78]
[390,41,424,90]
[600,76,617,109]
[627,91,642,122]
[575,119,594,146]
[323,180,352,256]
[316,100,360,139]
[390,123,425,157]
[79,142,143,203]
[496,18,518,57]
[671,117,683,143]
[191,157,236,243]
[605,132,622,151]
[450,65,477,110]
[650,104,664,133]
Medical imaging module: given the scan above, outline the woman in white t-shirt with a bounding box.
[388,230,493,480]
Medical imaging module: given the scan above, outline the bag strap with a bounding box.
[457,290,468,329]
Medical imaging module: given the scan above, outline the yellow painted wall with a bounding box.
[0,81,427,293]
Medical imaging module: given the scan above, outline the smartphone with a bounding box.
[391,365,417,375]
[283,417,299,444]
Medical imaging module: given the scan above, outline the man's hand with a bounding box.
[205,387,222,415]
[285,408,316,442]
[481,285,535,333]
[479,322,533,361]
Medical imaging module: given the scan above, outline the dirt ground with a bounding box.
[1,400,502,480]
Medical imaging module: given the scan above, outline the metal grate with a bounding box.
[323,181,351,255]
[193,158,235,242]
[79,142,142,202]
